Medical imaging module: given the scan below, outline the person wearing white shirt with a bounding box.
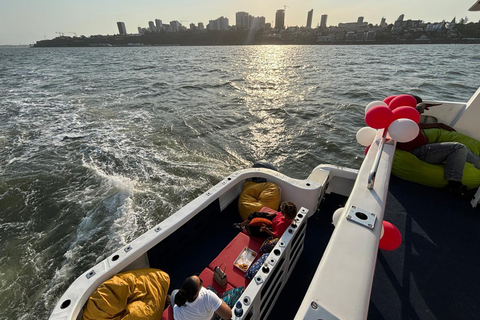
[172,275,232,320]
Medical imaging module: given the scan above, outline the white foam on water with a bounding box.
[44,159,142,302]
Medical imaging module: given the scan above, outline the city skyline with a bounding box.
[1,0,479,45]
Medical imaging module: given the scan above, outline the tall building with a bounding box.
[251,16,266,30]
[155,19,163,32]
[380,17,386,27]
[208,16,229,30]
[320,14,328,28]
[275,9,285,29]
[357,16,364,24]
[148,21,156,32]
[170,21,181,32]
[198,22,205,30]
[236,11,250,29]
[117,22,127,35]
[306,9,313,28]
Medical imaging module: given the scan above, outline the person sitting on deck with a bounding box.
[233,201,298,238]
[397,95,480,197]
[172,275,232,320]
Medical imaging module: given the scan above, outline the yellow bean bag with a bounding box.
[238,181,280,220]
[82,268,170,320]
[392,128,480,189]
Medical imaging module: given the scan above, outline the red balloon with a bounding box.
[379,221,402,251]
[389,95,417,110]
[392,106,421,123]
[365,105,394,129]
[383,95,396,105]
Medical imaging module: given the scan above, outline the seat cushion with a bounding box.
[161,305,173,320]
[393,128,480,188]
[238,181,280,220]
[208,232,263,288]
[83,268,170,320]
[199,267,234,296]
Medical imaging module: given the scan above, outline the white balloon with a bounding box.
[356,127,378,147]
[332,208,344,227]
[388,119,420,143]
[365,101,389,114]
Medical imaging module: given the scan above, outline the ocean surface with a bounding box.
[0,44,479,319]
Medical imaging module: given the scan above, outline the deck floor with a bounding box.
[369,176,480,320]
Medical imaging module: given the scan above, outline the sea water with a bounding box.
[0,44,479,319]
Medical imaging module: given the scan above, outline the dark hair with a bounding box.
[410,95,422,104]
[280,201,297,220]
[174,276,200,306]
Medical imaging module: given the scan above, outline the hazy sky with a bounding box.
[1,0,479,45]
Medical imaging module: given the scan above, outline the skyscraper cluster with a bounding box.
[116,8,336,36]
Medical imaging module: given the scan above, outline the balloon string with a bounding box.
[367,129,388,190]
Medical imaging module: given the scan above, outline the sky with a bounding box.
[1,0,479,45]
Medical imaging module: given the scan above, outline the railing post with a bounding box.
[367,129,388,190]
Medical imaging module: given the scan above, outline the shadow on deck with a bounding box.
[369,175,480,320]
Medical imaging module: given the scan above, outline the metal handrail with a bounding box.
[367,129,388,189]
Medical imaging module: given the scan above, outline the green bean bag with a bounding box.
[392,128,480,189]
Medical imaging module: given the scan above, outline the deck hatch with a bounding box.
[346,205,376,229]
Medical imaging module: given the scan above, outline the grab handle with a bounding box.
[367,129,388,190]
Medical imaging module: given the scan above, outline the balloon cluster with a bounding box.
[332,208,402,251]
[356,94,421,148]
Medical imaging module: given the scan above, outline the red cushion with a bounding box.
[161,305,173,320]
[208,232,263,288]
[199,268,234,296]
[249,217,272,227]
[241,228,268,243]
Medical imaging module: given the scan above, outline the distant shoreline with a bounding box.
[31,41,480,47]
[31,39,480,48]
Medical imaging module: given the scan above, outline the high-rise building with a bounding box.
[380,17,386,27]
[170,21,181,32]
[117,22,127,35]
[148,21,156,32]
[251,16,266,30]
[236,11,250,29]
[208,17,229,30]
[198,22,205,30]
[320,14,328,28]
[306,9,313,28]
[155,19,163,32]
[275,9,285,29]
[357,16,364,24]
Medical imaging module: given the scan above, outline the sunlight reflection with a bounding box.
[241,46,301,161]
